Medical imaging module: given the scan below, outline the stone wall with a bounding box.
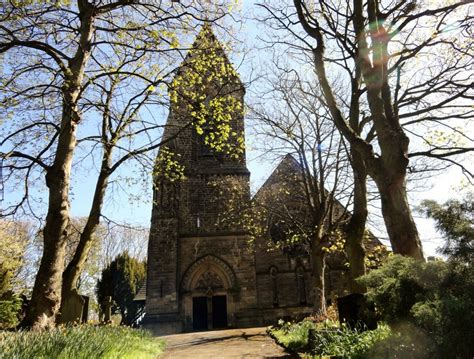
[146,218,179,314]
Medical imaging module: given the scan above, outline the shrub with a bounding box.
[359,255,474,358]
[0,291,22,329]
[308,322,391,358]
[0,325,165,359]
[270,304,340,352]
[271,318,315,352]
[365,322,437,359]
[97,252,146,326]
[269,319,391,357]
[358,255,447,323]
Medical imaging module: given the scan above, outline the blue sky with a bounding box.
[2,1,471,259]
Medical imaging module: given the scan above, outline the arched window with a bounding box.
[296,266,306,305]
[270,267,279,307]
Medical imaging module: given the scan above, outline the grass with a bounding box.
[0,325,165,359]
[270,319,315,352]
[269,319,392,358]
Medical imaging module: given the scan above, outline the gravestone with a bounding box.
[60,289,85,324]
[337,293,377,330]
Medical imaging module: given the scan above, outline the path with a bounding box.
[159,327,295,358]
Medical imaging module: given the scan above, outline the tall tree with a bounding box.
[257,0,473,260]
[251,47,370,293]
[0,0,234,329]
[420,193,473,263]
[251,71,352,312]
[96,251,146,326]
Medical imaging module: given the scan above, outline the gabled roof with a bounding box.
[254,154,384,248]
[253,154,303,200]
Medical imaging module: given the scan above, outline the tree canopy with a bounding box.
[420,194,474,263]
[0,0,239,329]
[96,251,146,327]
[255,0,473,260]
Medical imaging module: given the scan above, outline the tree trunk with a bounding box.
[310,241,326,314]
[21,119,77,330]
[298,0,424,262]
[21,4,95,329]
[345,150,367,294]
[345,235,366,293]
[60,147,112,323]
[376,176,424,260]
[363,87,424,260]
[356,10,424,262]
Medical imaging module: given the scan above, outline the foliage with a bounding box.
[419,194,473,263]
[169,24,245,159]
[365,322,438,359]
[0,220,31,292]
[271,319,314,352]
[359,255,441,323]
[363,232,390,271]
[0,0,238,328]
[5,217,147,302]
[0,220,30,329]
[270,318,391,358]
[0,325,165,359]
[308,323,391,358]
[0,291,22,330]
[209,176,265,242]
[96,252,146,326]
[154,147,185,183]
[360,255,474,358]
[308,302,339,324]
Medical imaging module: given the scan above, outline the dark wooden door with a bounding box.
[212,295,227,329]
[192,296,208,331]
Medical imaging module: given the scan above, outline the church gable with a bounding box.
[252,155,383,300]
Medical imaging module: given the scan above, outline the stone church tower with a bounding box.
[142,25,259,335]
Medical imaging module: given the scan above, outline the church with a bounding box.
[139,25,377,335]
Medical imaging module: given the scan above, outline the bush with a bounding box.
[359,255,474,358]
[269,319,391,357]
[271,319,315,352]
[0,291,22,330]
[97,252,146,326]
[359,255,448,323]
[366,322,437,359]
[0,325,165,359]
[308,322,391,358]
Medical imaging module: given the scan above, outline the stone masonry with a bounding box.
[142,25,381,335]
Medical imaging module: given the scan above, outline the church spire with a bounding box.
[175,23,244,91]
[164,22,247,167]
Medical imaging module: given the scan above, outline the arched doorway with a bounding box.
[181,255,237,331]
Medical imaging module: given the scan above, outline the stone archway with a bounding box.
[181,255,237,293]
[180,255,237,331]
